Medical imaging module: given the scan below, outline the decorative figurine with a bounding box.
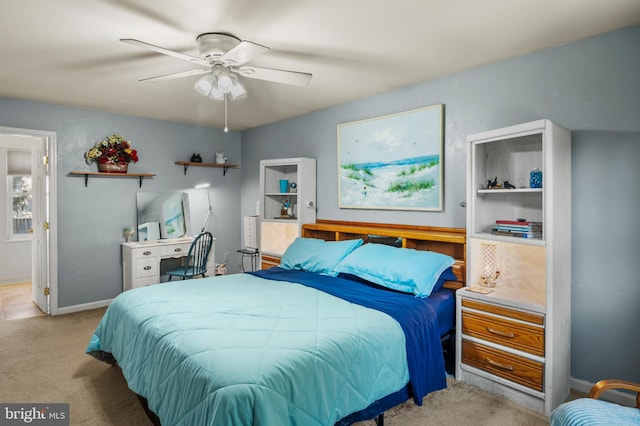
[503,180,516,189]
[487,177,498,188]
[281,199,291,217]
[215,152,227,164]
[190,153,202,163]
[290,182,297,193]
[480,270,500,288]
[123,226,135,242]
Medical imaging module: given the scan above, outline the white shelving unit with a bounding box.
[259,158,316,267]
[456,119,571,415]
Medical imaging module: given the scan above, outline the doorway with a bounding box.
[0,282,46,320]
[0,126,57,316]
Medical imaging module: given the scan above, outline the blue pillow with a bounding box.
[334,243,455,298]
[280,238,364,276]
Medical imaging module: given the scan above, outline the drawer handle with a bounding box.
[174,248,182,252]
[486,327,515,338]
[485,358,514,371]
[143,251,152,256]
[143,266,152,271]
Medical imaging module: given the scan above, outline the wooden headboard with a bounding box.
[301,220,466,290]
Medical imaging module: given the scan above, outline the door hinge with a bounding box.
[44,287,50,296]
[43,222,49,230]
[43,155,49,166]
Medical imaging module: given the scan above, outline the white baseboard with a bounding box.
[0,277,31,285]
[54,299,112,315]
[571,377,637,407]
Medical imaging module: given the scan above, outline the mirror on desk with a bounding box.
[136,191,192,241]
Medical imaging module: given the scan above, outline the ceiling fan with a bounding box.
[121,32,312,101]
[121,32,312,131]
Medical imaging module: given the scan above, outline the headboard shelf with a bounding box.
[302,220,467,289]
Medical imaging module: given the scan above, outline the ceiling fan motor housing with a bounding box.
[196,33,241,61]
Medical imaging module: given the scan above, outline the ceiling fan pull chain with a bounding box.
[224,94,229,133]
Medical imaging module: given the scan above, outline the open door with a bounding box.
[30,136,48,314]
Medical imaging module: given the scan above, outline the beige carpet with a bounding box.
[0,308,549,425]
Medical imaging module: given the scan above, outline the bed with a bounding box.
[87,221,466,425]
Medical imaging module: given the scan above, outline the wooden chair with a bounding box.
[166,232,213,280]
[550,379,640,425]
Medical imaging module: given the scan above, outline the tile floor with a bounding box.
[0,282,46,321]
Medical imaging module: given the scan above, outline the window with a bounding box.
[6,150,32,240]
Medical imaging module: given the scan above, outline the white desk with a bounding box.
[122,237,216,291]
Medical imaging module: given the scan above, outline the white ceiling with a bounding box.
[1,0,639,131]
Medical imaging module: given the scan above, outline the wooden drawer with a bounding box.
[135,258,158,278]
[261,254,281,270]
[133,276,160,289]
[462,310,544,356]
[160,243,190,258]
[462,299,544,325]
[133,246,159,259]
[462,340,543,391]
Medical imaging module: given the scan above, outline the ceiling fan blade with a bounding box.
[139,68,211,83]
[220,41,270,66]
[120,38,211,67]
[236,66,312,86]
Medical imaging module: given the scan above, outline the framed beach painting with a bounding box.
[337,104,444,211]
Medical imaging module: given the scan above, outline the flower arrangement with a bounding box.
[85,134,139,165]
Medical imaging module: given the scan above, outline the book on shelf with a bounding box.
[494,224,542,232]
[494,220,542,233]
[491,228,542,239]
[495,220,542,226]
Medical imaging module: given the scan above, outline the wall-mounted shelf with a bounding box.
[69,171,156,187]
[175,161,238,176]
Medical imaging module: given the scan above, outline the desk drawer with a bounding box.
[161,244,190,258]
[135,258,158,278]
[134,247,159,259]
[462,340,543,392]
[133,276,160,289]
[462,310,544,356]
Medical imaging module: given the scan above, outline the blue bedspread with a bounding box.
[87,272,417,425]
[251,268,447,404]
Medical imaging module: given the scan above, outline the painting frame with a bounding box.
[337,104,444,211]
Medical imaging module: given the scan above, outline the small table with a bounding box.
[237,248,259,272]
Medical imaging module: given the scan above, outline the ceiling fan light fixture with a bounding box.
[208,86,226,101]
[228,74,247,100]
[194,73,216,97]
[217,69,234,92]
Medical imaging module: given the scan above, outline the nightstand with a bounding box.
[456,286,547,412]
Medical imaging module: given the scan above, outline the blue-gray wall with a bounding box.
[0,99,242,307]
[241,26,640,384]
